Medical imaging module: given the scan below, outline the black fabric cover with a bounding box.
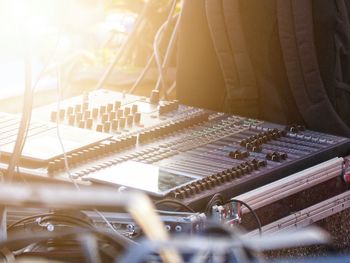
[177,0,226,112]
[176,0,350,136]
[277,0,350,136]
[313,0,350,128]
[177,0,303,124]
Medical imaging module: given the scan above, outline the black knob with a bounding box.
[124,107,131,116]
[127,114,133,126]
[76,112,83,123]
[132,104,138,114]
[78,120,85,129]
[59,109,65,120]
[150,89,160,104]
[114,101,121,110]
[68,114,75,126]
[100,105,106,115]
[109,111,116,121]
[84,110,91,120]
[252,145,262,152]
[96,124,103,132]
[66,106,73,116]
[134,112,141,124]
[75,104,81,113]
[83,101,89,111]
[102,113,109,123]
[107,103,113,112]
[92,108,99,118]
[86,118,93,129]
[119,117,126,129]
[117,109,124,119]
[258,160,267,167]
[112,119,119,130]
[104,121,111,132]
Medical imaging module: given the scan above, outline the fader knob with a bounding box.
[67,106,73,116]
[109,111,116,120]
[127,114,133,126]
[107,103,113,112]
[86,118,93,129]
[96,124,103,132]
[59,109,65,120]
[82,101,89,111]
[84,110,91,120]
[75,104,81,113]
[124,107,130,116]
[150,89,160,104]
[119,117,126,129]
[100,105,106,115]
[68,114,75,125]
[112,119,119,130]
[92,108,99,118]
[78,120,85,129]
[134,112,141,124]
[76,112,83,123]
[114,100,121,110]
[102,113,109,123]
[104,121,111,132]
[117,109,123,119]
[132,104,138,114]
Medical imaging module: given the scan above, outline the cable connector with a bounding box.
[211,203,241,226]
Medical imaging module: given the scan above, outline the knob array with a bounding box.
[50,100,141,133]
[170,159,267,199]
[47,136,136,174]
[138,112,210,144]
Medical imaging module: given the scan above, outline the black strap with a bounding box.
[205,0,259,116]
[277,0,350,136]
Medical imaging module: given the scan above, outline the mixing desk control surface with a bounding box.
[29,89,350,209]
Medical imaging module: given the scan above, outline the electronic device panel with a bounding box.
[0,112,111,164]
[23,89,350,210]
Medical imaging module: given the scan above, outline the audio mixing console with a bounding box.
[11,89,349,210]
